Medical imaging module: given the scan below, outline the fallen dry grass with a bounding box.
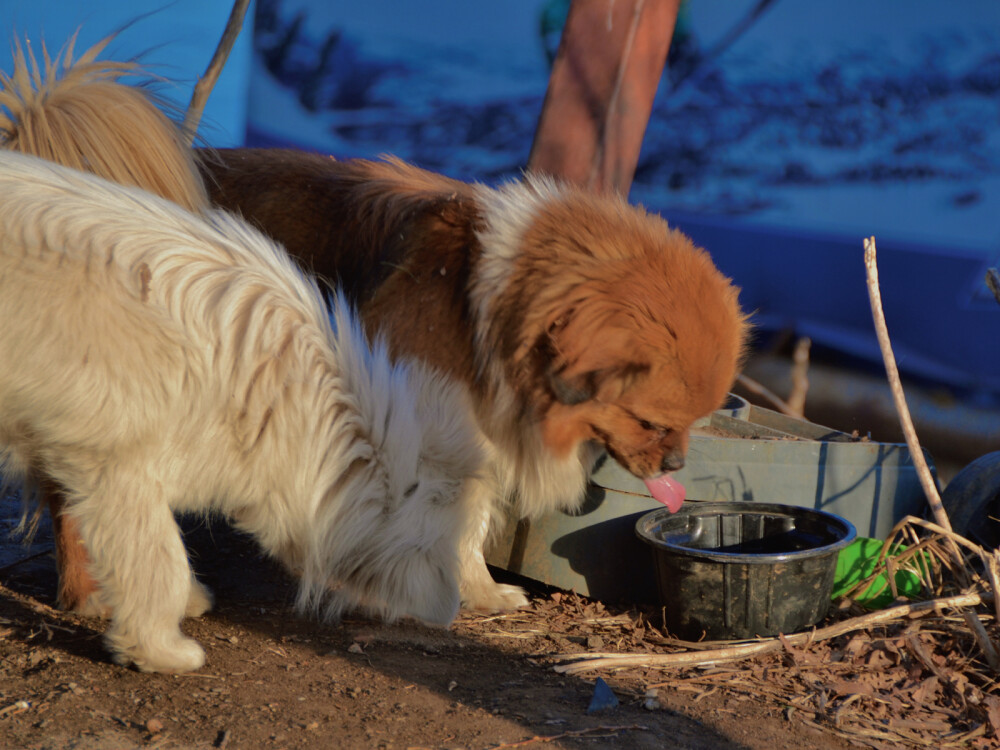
[500,513,1000,749]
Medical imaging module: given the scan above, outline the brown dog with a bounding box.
[198,148,749,610]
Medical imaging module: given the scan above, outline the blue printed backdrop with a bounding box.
[245,1,1000,247]
[246,0,1000,398]
[4,0,1000,395]
[5,0,252,146]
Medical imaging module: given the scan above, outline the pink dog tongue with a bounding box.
[644,475,686,513]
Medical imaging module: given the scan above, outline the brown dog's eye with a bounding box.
[638,419,672,437]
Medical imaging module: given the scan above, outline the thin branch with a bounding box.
[898,516,986,559]
[862,237,955,541]
[735,374,798,416]
[183,0,252,145]
[786,336,811,418]
[963,610,1000,671]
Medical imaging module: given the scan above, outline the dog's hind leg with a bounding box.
[45,485,108,616]
[48,485,212,620]
[69,478,206,673]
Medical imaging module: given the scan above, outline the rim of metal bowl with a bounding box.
[635,501,858,564]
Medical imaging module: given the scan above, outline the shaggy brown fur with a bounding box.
[199,149,484,384]
[198,147,748,610]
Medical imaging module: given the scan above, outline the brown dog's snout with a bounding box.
[657,429,688,475]
[659,451,685,474]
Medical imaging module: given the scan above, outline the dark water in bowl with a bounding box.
[706,529,828,555]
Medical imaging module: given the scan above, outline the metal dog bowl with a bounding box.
[635,502,856,640]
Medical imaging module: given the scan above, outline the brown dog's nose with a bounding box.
[660,452,685,473]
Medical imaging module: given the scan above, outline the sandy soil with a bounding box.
[0,517,869,750]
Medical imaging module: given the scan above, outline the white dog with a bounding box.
[0,151,481,673]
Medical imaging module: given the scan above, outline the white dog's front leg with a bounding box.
[71,488,206,673]
[458,479,529,612]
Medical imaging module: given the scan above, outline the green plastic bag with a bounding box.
[832,537,925,608]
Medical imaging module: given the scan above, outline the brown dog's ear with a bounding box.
[547,361,651,405]
[546,365,602,405]
[533,312,594,405]
[537,308,649,405]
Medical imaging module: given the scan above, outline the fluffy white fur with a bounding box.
[450,179,607,611]
[473,175,603,513]
[0,152,480,672]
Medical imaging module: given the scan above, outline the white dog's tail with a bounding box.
[0,32,207,212]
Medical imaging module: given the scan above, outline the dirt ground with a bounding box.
[0,516,991,750]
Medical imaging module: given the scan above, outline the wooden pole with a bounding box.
[527,0,680,195]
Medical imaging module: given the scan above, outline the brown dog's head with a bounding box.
[495,184,748,480]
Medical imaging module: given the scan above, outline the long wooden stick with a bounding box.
[552,591,986,674]
[865,240,999,663]
[862,237,953,537]
[183,0,252,145]
[786,336,811,418]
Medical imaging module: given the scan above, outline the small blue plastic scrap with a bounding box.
[586,677,619,713]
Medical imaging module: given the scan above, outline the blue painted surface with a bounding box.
[670,212,1000,395]
[243,0,1000,396]
[2,0,999,394]
[4,0,252,146]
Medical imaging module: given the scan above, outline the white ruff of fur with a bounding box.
[0,152,479,672]
[469,175,597,521]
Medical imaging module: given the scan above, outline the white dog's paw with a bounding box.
[108,633,206,674]
[185,578,214,618]
[409,585,461,627]
[461,581,529,612]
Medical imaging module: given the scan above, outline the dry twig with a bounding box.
[862,237,954,541]
[183,0,252,144]
[963,611,1000,671]
[735,374,798,416]
[786,336,811,417]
